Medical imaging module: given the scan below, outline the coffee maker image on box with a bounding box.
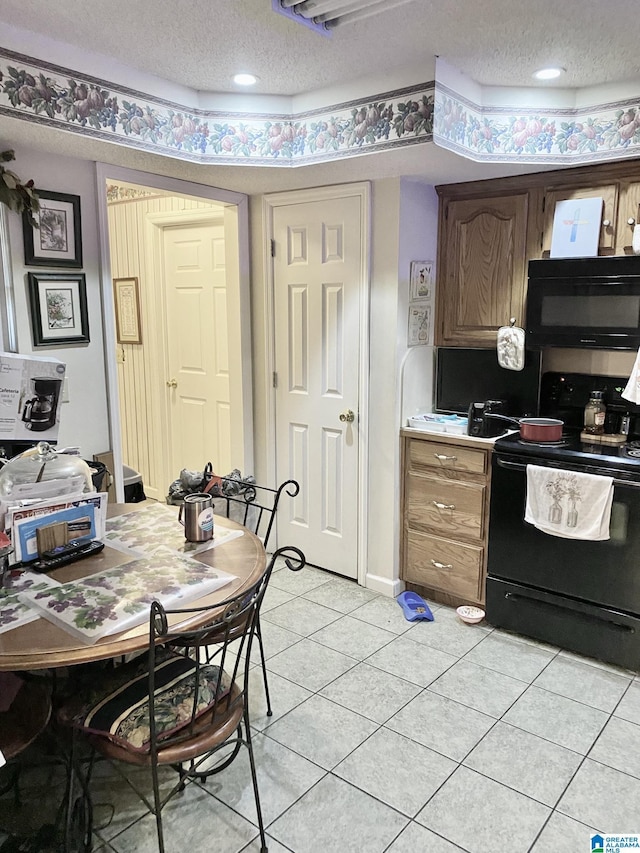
[21,377,63,431]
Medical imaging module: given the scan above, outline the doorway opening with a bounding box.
[96,165,252,505]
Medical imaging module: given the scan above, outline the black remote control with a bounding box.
[31,540,105,573]
[42,538,93,560]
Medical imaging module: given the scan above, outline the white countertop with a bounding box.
[401,427,518,446]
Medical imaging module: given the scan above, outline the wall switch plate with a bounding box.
[61,376,69,403]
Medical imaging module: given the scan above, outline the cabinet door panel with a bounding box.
[406,473,485,540]
[542,184,618,254]
[438,194,528,346]
[405,530,483,601]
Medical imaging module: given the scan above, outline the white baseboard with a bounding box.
[364,573,404,598]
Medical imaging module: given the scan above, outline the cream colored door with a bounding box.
[273,195,364,578]
[162,222,232,477]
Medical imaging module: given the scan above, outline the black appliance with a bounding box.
[486,371,640,671]
[467,400,508,438]
[21,376,62,432]
[526,255,640,350]
[435,347,541,416]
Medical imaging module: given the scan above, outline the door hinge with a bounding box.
[270,238,276,257]
[272,371,278,388]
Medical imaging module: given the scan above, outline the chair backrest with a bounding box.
[211,478,300,551]
[146,545,305,757]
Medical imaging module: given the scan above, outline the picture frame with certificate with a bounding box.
[27,271,89,347]
[113,277,142,344]
[22,190,83,268]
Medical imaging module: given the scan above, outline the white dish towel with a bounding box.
[622,347,640,404]
[524,464,614,541]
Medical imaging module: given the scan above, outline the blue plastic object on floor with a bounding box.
[397,591,434,622]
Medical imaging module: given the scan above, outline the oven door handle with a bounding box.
[495,456,640,488]
[495,458,527,472]
[504,592,636,633]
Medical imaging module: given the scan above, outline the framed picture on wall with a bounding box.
[23,190,83,268]
[113,277,142,344]
[27,272,89,346]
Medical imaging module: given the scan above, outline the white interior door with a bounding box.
[273,195,364,578]
[162,221,232,476]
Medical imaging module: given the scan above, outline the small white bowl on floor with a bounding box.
[456,605,485,624]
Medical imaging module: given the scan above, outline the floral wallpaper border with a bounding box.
[433,81,640,165]
[0,48,434,167]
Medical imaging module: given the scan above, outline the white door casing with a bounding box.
[264,184,370,581]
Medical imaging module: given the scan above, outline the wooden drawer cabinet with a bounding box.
[405,530,484,602]
[408,439,487,477]
[405,473,485,541]
[401,431,492,608]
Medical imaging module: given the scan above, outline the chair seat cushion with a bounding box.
[65,649,231,753]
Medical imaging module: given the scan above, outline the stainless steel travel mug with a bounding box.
[178,493,214,542]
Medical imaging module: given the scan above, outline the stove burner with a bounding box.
[625,448,640,459]
[517,438,570,448]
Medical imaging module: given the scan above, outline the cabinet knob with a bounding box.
[432,500,456,510]
[629,217,637,226]
[430,559,453,570]
[434,453,457,462]
[602,219,611,227]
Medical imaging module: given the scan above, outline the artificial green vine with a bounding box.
[0,149,39,226]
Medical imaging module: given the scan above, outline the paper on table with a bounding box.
[0,570,61,635]
[19,546,237,643]
[104,502,243,559]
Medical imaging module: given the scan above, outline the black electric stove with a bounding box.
[493,371,640,479]
[487,371,640,672]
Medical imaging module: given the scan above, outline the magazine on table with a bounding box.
[19,546,237,643]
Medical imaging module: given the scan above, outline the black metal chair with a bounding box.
[210,476,301,716]
[57,546,305,853]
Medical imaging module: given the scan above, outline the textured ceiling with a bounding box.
[1,0,638,190]
[1,0,639,96]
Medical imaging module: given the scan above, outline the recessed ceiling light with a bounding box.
[233,73,258,86]
[533,67,565,81]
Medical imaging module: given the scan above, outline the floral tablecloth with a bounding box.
[0,503,242,642]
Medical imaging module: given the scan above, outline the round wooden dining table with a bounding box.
[0,504,266,672]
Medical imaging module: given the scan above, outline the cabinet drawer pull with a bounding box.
[434,453,457,462]
[432,500,456,510]
[430,559,453,570]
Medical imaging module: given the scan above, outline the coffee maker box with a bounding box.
[0,353,66,441]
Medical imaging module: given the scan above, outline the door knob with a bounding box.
[339,409,355,423]
[166,379,177,388]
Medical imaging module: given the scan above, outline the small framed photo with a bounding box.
[113,277,142,344]
[23,190,83,268]
[410,261,433,301]
[27,272,89,347]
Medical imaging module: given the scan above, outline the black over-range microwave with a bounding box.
[526,256,640,349]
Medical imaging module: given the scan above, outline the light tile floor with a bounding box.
[4,560,640,853]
